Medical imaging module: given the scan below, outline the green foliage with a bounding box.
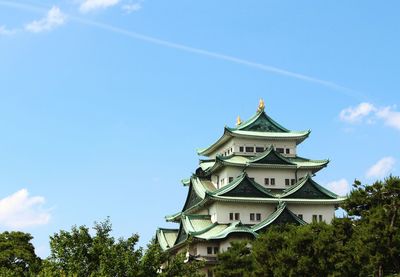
[214,240,253,277]
[44,217,142,276]
[343,176,400,276]
[160,253,204,277]
[0,231,41,276]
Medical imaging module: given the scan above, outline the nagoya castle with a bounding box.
[156,99,344,272]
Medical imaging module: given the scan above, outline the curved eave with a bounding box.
[204,158,328,176]
[229,129,311,145]
[209,195,346,204]
[165,211,182,222]
[197,129,233,156]
[156,228,179,251]
[230,110,290,132]
[198,128,311,157]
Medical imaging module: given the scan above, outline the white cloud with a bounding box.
[325,179,349,196]
[339,102,376,123]
[80,0,120,13]
[0,25,17,35]
[122,2,142,13]
[366,157,396,179]
[0,189,50,229]
[340,102,400,131]
[375,106,400,130]
[25,6,66,33]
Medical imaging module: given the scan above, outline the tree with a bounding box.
[0,231,41,276]
[44,218,142,276]
[342,176,400,277]
[214,240,253,277]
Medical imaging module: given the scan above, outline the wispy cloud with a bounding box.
[0,189,51,229]
[366,157,396,179]
[340,102,400,131]
[0,0,359,96]
[25,6,66,33]
[325,178,349,196]
[339,102,376,123]
[80,0,120,13]
[0,25,17,35]
[122,2,141,13]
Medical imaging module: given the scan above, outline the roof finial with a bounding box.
[236,116,242,126]
[257,98,265,112]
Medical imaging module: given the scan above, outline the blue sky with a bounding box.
[0,0,399,257]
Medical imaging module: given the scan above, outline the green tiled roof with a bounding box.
[252,202,307,233]
[200,149,328,174]
[210,172,274,198]
[156,228,179,251]
[197,110,311,156]
[279,174,338,199]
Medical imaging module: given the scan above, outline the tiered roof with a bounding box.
[157,100,344,254]
[166,173,343,223]
[197,105,310,156]
[198,146,329,175]
[157,202,309,251]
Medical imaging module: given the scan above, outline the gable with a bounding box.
[222,178,271,198]
[252,151,293,165]
[283,180,335,199]
[182,186,203,211]
[241,113,286,132]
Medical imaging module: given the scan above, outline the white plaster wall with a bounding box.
[287,203,336,223]
[212,167,312,189]
[209,202,275,224]
[208,137,297,158]
[196,242,220,257]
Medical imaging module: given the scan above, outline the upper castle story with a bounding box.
[196,99,311,159]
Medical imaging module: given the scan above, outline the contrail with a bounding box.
[0,0,364,98]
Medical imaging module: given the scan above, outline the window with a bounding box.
[264,178,269,185]
[239,146,244,152]
[276,147,284,153]
[249,177,255,181]
[207,247,213,254]
[285,148,290,154]
[229,177,233,183]
[250,213,255,221]
[319,215,323,222]
[245,146,254,152]
[291,179,296,185]
[297,214,303,220]
[256,213,261,221]
[312,215,318,222]
[285,179,290,186]
[207,269,214,277]
[229,213,234,220]
[214,247,219,254]
[235,213,240,220]
[256,147,264,153]
[271,178,275,185]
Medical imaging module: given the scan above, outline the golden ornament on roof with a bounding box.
[257,98,265,112]
[236,116,242,126]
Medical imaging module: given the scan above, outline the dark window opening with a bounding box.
[214,247,219,254]
[234,213,240,220]
[319,215,323,222]
[256,213,261,221]
[207,247,212,254]
[256,147,264,153]
[245,146,254,153]
[276,148,284,153]
[271,178,275,185]
[229,177,233,183]
[285,148,290,154]
[291,179,296,185]
[250,213,255,221]
[239,146,244,152]
[264,178,269,185]
[229,213,234,220]
[285,179,290,186]
[298,214,303,220]
[249,177,255,182]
